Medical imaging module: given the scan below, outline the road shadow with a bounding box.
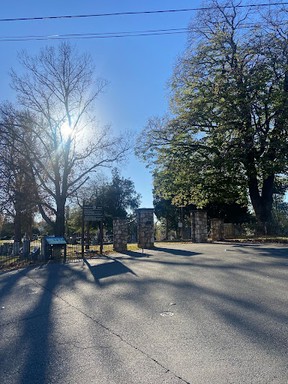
[231,245,288,261]
[152,246,200,257]
[1,244,287,383]
[84,257,137,286]
[0,265,66,384]
[117,250,153,258]
[118,247,201,258]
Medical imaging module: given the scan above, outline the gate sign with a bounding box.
[83,205,103,222]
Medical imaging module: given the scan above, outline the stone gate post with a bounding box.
[191,211,208,243]
[210,218,224,241]
[136,208,154,249]
[113,219,128,252]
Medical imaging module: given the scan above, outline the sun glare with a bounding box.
[60,122,73,139]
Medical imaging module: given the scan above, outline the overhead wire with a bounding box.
[0,28,190,42]
[0,2,286,42]
[0,21,282,43]
[0,2,287,23]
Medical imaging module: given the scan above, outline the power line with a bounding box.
[0,28,189,42]
[0,2,287,23]
[0,21,284,43]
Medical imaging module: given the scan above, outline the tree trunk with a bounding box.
[165,217,169,240]
[248,174,274,235]
[14,210,22,243]
[14,190,23,243]
[54,200,66,236]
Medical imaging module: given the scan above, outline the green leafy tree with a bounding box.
[153,196,181,239]
[137,1,288,234]
[0,217,14,240]
[65,206,82,238]
[272,198,288,235]
[92,169,141,231]
[271,177,288,234]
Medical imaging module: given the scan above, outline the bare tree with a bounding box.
[6,43,129,236]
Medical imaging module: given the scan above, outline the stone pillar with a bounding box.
[137,208,154,249]
[210,218,224,241]
[113,218,128,252]
[224,223,235,239]
[191,211,208,243]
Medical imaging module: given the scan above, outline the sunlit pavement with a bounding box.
[0,242,287,384]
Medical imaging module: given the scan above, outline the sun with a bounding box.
[60,122,73,139]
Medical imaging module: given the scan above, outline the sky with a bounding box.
[0,0,206,208]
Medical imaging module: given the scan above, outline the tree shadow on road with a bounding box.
[118,247,201,259]
[0,265,67,384]
[153,246,201,257]
[230,244,288,263]
[83,257,137,287]
[117,250,153,258]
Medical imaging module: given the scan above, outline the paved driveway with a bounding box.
[0,242,287,384]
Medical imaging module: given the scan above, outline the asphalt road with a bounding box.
[0,242,287,384]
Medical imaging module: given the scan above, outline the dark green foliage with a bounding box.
[153,197,181,231]
[205,202,253,224]
[137,1,288,234]
[88,169,141,232]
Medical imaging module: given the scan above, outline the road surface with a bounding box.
[0,242,287,383]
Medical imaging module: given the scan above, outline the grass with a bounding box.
[223,236,288,243]
[65,242,140,259]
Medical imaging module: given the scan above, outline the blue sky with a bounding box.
[0,0,206,208]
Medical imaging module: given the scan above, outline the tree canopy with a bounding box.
[137,0,288,234]
[88,168,141,231]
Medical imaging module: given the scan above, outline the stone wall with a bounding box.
[191,211,208,243]
[210,218,224,241]
[137,208,154,248]
[113,219,128,252]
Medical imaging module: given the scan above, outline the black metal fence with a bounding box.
[0,238,118,270]
[0,240,39,270]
